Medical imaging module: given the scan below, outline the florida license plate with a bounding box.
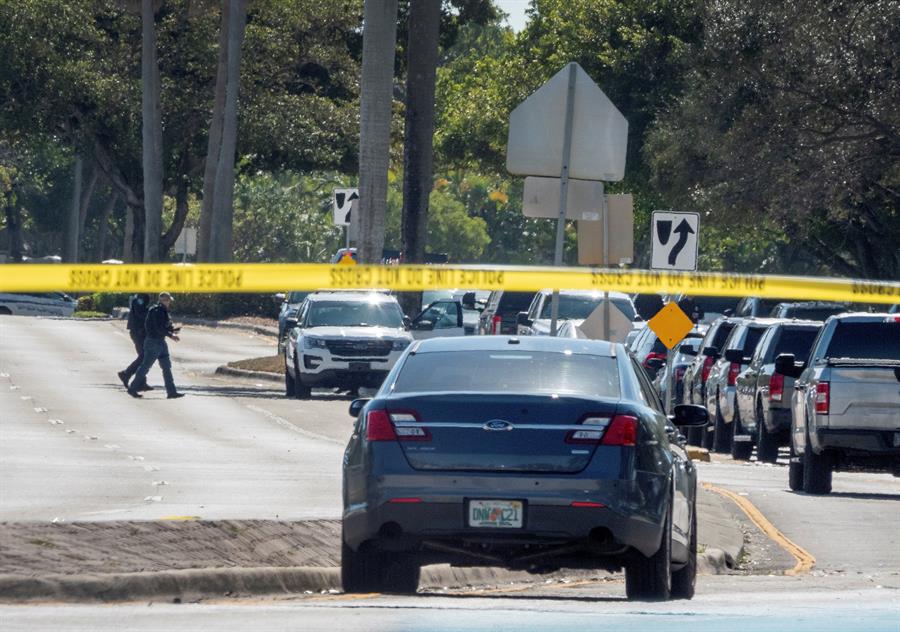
[468,500,523,528]
[348,362,370,372]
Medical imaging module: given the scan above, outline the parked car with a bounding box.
[776,313,900,494]
[479,291,536,335]
[704,318,780,458]
[284,292,413,398]
[734,320,822,463]
[768,302,850,320]
[276,291,311,352]
[422,289,489,335]
[341,335,708,599]
[516,290,637,336]
[555,319,587,338]
[655,334,706,416]
[0,292,76,317]
[682,318,738,447]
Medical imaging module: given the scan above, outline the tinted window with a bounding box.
[742,327,766,356]
[824,322,900,360]
[782,306,847,320]
[689,296,740,316]
[392,351,620,398]
[769,327,819,362]
[711,322,735,349]
[497,292,535,316]
[539,295,635,321]
[287,291,309,303]
[306,301,403,328]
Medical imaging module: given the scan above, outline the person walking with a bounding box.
[127,292,184,399]
[118,293,152,391]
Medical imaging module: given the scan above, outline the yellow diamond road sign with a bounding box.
[648,302,694,350]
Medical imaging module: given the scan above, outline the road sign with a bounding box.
[333,188,359,226]
[648,302,694,350]
[577,194,634,265]
[507,64,628,181]
[651,211,699,271]
[578,300,633,343]
[523,177,605,219]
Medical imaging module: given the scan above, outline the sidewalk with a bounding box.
[0,488,743,602]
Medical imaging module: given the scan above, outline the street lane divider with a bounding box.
[703,483,816,576]
[0,263,897,304]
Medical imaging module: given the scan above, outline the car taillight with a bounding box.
[727,362,740,386]
[491,314,502,334]
[815,382,830,415]
[701,356,715,382]
[601,415,638,446]
[643,351,667,368]
[769,373,784,402]
[366,410,397,441]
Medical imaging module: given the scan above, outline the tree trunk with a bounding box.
[161,173,190,256]
[208,0,247,262]
[3,187,27,262]
[141,0,164,262]
[357,0,399,264]
[402,0,440,264]
[198,0,230,261]
[64,155,83,263]
[123,202,134,262]
[95,193,118,261]
[77,166,99,248]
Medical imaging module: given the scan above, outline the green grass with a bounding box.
[73,311,110,319]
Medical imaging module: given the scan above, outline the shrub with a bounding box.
[76,295,95,312]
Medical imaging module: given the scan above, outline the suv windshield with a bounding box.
[306,301,403,328]
[825,322,900,360]
[393,351,620,397]
[539,295,636,321]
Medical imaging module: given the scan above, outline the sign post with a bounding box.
[507,62,628,336]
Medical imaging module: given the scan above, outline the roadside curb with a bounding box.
[178,316,278,338]
[697,486,745,572]
[215,365,282,383]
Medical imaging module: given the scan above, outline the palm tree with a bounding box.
[357,0,399,263]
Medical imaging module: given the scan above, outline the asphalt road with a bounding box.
[1,316,898,630]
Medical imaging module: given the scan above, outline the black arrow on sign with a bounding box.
[343,191,359,223]
[668,219,695,265]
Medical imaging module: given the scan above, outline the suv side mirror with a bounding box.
[645,357,665,371]
[724,349,744,363]
[672,404,708,427]
[680,345,698,356]
[517,312,532,327]
[349,398,370,418]
[703,346,719,358]
[774,353,804,378]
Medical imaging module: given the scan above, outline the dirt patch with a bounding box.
[228,355,283,374]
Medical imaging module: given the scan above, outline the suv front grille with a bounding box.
[325,339,392,357]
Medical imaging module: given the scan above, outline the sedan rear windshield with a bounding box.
[825,322,900,360]
[307,301,403,328]
[539,295,636,321]
[392,351,620,398]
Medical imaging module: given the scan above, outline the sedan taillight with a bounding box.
[366,410,431,441]
[601,415,638,446]
[366,410,396,442]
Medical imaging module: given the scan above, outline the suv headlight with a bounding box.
[392,338,411,351]
[303,336,328,350]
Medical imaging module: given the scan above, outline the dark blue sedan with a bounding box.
[341,336,707,600]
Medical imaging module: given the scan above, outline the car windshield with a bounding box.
[825,322,900,360]
[392,351,620,398]
[539,295,635,321]
[710,322,735,349]
[306,301,403,328]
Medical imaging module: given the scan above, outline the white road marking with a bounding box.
[245,404,343,445]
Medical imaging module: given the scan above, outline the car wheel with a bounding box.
[730,407,753,461]
[341,538,419,595]
[0,307,11,315]
[293,358,312,400]
[788,443,804,491]
[712,396,731,454]
[670,505,697,600]
[284,362,296,398]
[802,428,833,495]
[341,538,378,593]
[756,401,779,464]
[686,426,704,447]
[625,503,672,601]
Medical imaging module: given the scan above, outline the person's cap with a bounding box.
[159,292,174,302]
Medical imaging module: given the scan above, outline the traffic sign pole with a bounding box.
[549,63,577,337]
[601,185,610,340]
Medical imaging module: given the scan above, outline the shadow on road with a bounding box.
[420,591,626,604]
[787,490,900,501]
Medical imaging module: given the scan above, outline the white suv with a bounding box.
[284,292,413,398]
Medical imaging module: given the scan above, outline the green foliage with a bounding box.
[75,295,95,312]
[171,293,275,318]
[72,310,110,319]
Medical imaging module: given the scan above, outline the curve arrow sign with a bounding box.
[668,219,695,266]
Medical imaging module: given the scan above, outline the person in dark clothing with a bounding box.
[127,292,184,399]
[118,293,153,390]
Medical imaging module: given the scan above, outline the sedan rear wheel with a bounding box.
[626,504,672,601]
[341,538,419,595]
[670,507,697,600]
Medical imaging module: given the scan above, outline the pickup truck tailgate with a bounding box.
[827,366,900,429]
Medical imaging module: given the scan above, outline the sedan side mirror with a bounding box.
[703,346,719,358]
[672,404,709,427]
[774,353,804,378]
[724,349,744,363]
[349,398,370,418]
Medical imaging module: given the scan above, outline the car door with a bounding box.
[410,300,464,339]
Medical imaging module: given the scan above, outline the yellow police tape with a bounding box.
[0,263,897,304]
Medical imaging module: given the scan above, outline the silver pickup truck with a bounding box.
[775,313,900,494]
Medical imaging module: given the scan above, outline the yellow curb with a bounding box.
[687,446,711,462]
[158,515,201,521]
[703,483,815,576]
